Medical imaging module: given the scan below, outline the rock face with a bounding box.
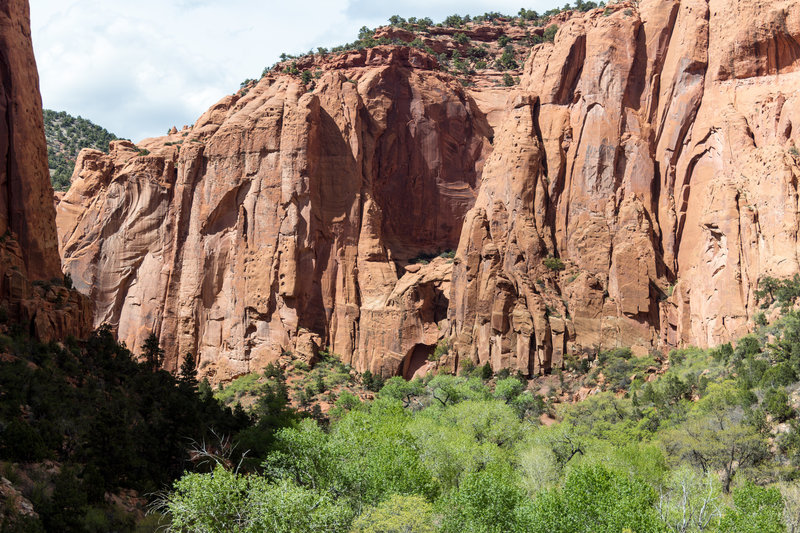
[0,0,90,341]
[57,0,800,381]
[58,47,487,380]
[0,0,62,280]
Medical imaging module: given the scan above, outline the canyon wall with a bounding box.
[57,0,800,381]
[0,0,91,340]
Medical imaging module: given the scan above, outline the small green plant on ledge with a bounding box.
[543,24,558,42]
[429,339,450,362]
[543,255,565,271]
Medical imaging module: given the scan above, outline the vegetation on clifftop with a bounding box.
[254,1,624,90]
[43,109,117,191]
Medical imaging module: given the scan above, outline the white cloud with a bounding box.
[30,0,561,141]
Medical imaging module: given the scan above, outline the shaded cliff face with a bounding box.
[0,0,62,280]
[0,0,91,340]
[58,0,800,380]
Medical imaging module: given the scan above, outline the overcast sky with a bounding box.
[31,0,561,141]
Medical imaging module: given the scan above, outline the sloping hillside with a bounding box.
[43,109,117,191]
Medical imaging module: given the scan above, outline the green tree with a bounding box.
[662,382,769,492]
[439,462,530,533]
[163,464,352,532]
[719,482,785,533]
[178,352,198,392]
[380,376,425,406]
[141,332,164,372]
[494,376,526,403]
[525,463,663,533]
[481,362,493,380]
[351,494,436,533]
[764,388,794,422]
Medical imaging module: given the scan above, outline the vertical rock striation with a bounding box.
[57,0,800,380]
[59,48,488,380]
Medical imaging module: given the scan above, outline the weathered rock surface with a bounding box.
[57,0,800,380]
[0,0,90,340]
[449,0,800,372]
[59,47,486,380]
[0,0,62,280]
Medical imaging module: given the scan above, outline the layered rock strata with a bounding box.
[57,0,800,380]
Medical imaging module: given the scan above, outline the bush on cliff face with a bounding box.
[543,24,558,42]
[543,255,566,271]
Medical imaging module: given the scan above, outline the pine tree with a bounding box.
[141,332,164,372]
[481,362,493,380]
[179,352,199,392]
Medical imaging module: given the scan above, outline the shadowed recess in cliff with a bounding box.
[371,64,489,261]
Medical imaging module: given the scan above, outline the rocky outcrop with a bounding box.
[57,0,800,381]
[0,0,90,340]
[58,47,487,380]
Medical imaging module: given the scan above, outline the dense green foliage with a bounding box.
[160,301,800,532]
[0,326,250,531]
[43,109,117,191]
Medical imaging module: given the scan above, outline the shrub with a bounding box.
[719,482,785,533]
[760,362,796,388]
[764,388,794,422]
[361,370,384,392]
[499,46,518,69]
[543,24,558,42]
[543,256,566,271]
[498,34,511,47]
[430,339,450,362]
[503,73,515,86]
[524,463,663,533]
[453,32,469,44]
[352,494,435,533]
[459,359,476,376]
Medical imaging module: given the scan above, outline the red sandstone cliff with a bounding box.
[0,0,91,340]
[56,0,800,381]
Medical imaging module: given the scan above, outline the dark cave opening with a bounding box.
[402,343,433,380]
